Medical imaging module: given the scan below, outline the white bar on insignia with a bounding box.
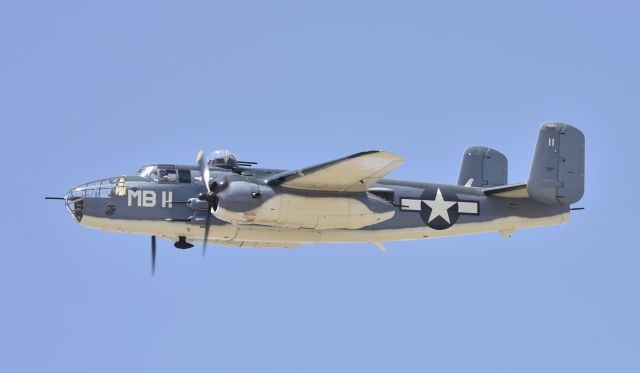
[401,199,422,211]
[458,202,478,214]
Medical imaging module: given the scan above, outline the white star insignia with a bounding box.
[399,189,479,227]
[422,188,456,223]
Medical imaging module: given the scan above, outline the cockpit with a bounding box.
[137,165,195,183]
[135,150,240,183]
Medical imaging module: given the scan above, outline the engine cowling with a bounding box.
[211,181,261,223]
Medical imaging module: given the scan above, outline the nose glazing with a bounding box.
[64,188,84,222]
[64,177,123,222]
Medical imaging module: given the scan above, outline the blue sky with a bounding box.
[1,1,638,372]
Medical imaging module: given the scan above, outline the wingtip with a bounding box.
[358,150,404,161]
[378,150,405,162]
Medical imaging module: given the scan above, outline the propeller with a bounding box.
[195,151,232,257]
[197,151,211,194]
[151,235,156,276]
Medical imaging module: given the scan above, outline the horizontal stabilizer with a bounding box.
[483,183,528,198]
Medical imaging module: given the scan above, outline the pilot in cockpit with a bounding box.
[159,170,172,182]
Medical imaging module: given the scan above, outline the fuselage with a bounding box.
[63,164,570,247]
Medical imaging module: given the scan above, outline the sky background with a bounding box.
[1,1,638,372]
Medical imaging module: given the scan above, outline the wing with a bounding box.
[266,150,404,192]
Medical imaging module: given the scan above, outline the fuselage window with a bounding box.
[191,170,203,184]
[178,169,191,184]
[98,186,112,198]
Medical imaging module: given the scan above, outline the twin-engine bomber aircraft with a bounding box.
[47,123,585,274]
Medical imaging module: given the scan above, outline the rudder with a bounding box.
[527,122,585,206]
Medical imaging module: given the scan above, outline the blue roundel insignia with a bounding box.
[399,187,479,230]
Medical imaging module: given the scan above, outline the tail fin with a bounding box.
[527,122,585,206]
[457,146,508,187]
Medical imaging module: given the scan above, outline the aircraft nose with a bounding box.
[64,187,85,222]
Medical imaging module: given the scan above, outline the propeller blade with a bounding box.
[151,235,156,276]
[202,209,211,257]
[197,150,211,194]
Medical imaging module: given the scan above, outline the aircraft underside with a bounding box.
[79,211,569,247]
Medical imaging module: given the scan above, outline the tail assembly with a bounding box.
[527,122,585,206]
[457,146,508,188]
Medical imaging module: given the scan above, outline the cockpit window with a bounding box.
[158,168,177,183]
[138,166,157,181]
[208,150,237,168]
[139,165,192,183]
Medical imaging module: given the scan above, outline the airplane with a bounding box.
[46,122,585,274]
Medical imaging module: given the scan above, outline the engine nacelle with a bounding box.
[212,181,261,223]
[212,181,395,229]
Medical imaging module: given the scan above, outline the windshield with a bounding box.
[138,165,158,181]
